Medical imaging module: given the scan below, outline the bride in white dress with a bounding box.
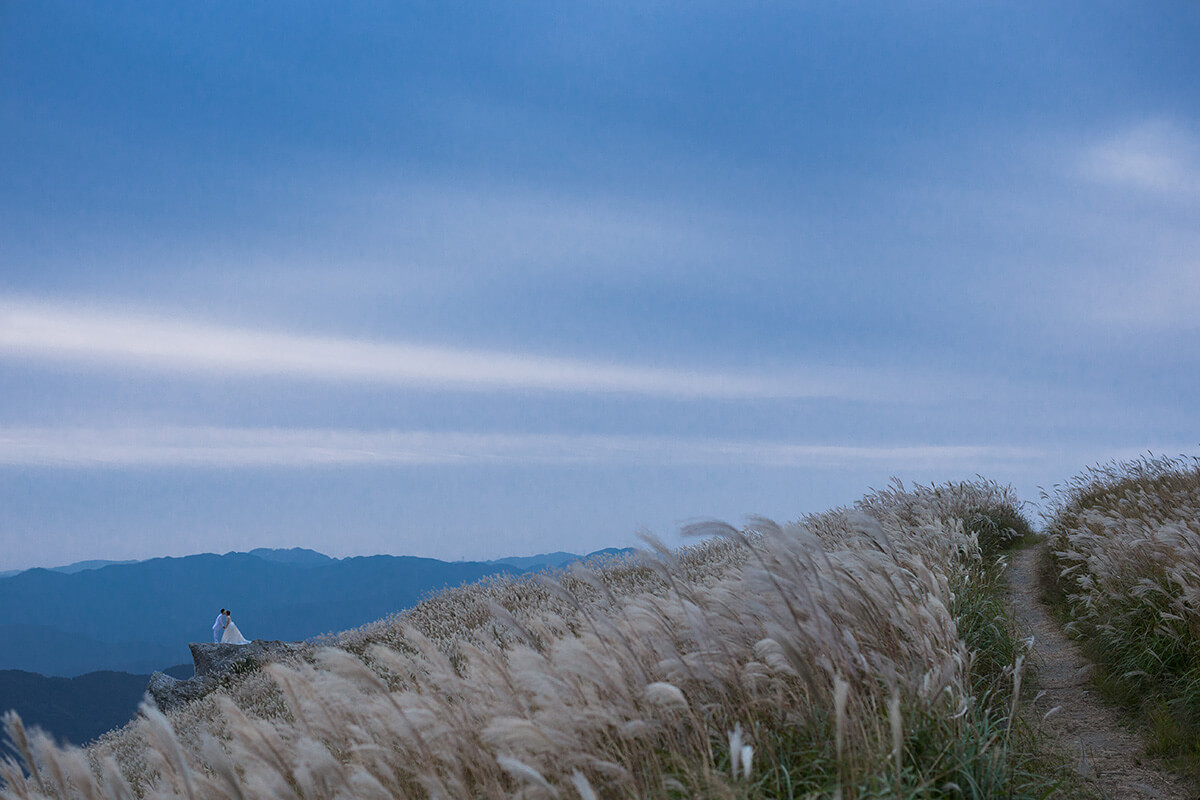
[221,611,251,645]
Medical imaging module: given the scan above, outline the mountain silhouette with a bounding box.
[0,548,628,677]
[0,664,193,746]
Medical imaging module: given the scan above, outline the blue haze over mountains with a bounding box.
[0,547,626,677]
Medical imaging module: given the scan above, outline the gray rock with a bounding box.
[188,640,301,678]
[147,640,303,712]
[147,671,217,712]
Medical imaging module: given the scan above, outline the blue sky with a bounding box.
[2,1,1198,570]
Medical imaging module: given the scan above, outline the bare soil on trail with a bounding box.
[1007,546,1199,800]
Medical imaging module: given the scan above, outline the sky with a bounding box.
[2,1,1198,570]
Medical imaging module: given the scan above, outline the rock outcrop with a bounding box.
[147,640,303,712]
[147,670,216,711]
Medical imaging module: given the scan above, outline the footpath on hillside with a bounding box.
[1007,546,1199,800]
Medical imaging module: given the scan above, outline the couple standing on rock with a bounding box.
[212,608,251,644]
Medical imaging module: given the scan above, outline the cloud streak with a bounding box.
[0,300,878,399]
[1079,119,1200,198]
[0,425,1044,471]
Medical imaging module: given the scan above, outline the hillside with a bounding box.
[1044,456,1200,779]
[0,479,1083,799]
[0,665,191,746]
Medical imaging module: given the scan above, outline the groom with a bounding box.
[213,608,228,642]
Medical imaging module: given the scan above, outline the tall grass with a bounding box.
[1044,454,1200,774]
[0,480,1054,799]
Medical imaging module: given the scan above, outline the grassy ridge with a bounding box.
[1044,455,1200,775]
[1,479,1062,798]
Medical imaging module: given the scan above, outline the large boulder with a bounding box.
[187,640,301,678]
[147,672,217,711]
[147,640,303,712]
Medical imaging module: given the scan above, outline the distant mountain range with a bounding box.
[0,546,631,746]
[0,559,139,579]
[0,547,629,678]
[0,665,192,746]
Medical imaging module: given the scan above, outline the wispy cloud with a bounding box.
[0,300,910,399]
[1079,119,1200,197]
[0,426,1043,470]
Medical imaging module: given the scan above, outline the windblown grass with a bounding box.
[1,479,1057,799]
[1044,454,1200,774]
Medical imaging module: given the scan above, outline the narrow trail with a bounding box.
[1007,546,1198,800]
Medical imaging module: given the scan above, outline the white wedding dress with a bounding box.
[221,619,251,645]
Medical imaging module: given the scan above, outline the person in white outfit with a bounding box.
[221,610,251,645]
[213,609,228,643]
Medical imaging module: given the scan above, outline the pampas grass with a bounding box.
[2,480,1053,799]
[1046,454,1200,772]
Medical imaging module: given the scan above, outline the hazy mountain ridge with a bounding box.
[0,664,192,746]
[0,547,612,580]
[0,547,630,678]
[0,624,179,677]
[489,548,626,570]
[0,559,139,580]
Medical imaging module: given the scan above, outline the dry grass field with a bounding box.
[2,479,1065,799]
[1044,455,1200,777]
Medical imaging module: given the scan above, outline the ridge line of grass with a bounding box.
[1042,455,1200,779]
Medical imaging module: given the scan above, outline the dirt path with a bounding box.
[1007,546,1198,800]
